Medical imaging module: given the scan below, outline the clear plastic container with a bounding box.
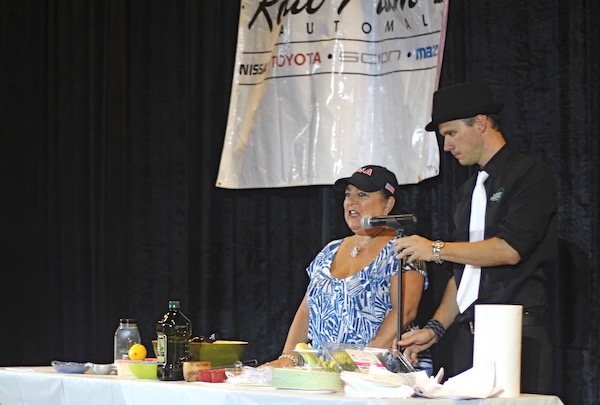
[294,346,338,371]
[321,342,416,373]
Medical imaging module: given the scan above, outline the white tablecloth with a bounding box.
[0,367,565,405]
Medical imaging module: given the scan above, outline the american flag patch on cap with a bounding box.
[385,183,395,194]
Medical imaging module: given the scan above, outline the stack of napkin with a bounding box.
[341,362,502,399]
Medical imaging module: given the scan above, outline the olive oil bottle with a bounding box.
[156,300,192,380]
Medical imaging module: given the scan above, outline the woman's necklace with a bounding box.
[350,227,385,258]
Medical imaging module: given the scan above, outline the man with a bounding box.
[395,82,557,394]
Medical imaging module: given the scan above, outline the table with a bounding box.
[0,367,565,405]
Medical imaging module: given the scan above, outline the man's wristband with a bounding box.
[424,319,446,342]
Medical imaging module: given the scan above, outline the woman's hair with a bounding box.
[383,191,402,215]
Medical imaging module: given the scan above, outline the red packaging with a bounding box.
[198,369,212,382]
[198,368,227,383]
[211,369,226,383]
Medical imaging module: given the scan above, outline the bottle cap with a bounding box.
[119,318,138,324]
[168,300,181,309]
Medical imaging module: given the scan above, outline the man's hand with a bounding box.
[394,235,434,264]
[398,328,437,365]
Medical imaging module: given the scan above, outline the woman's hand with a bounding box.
[259,356,296,368]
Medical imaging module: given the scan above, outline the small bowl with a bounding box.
[85,362,116,375]
[51,360,90,374]
[129,361,158,379]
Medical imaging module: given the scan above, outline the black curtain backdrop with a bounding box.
[1,1,598,404]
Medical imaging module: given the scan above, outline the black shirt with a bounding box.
[453,145,558,323]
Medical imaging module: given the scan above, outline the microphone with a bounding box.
[360,214,417,230]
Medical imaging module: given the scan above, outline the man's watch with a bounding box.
[432,240,445,264]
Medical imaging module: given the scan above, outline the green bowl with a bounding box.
[151,340,248,367]
[128,361,158,379]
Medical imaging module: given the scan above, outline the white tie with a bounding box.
[457,170,489,313]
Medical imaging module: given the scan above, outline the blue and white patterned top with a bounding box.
[306,237,428,349]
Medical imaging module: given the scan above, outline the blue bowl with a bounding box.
[51,360,90,374]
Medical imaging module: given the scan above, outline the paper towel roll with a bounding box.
[473,304,522,397]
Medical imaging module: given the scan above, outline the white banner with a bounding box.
[217,0,448,189]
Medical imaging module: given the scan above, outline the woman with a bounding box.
[264,165,428,368]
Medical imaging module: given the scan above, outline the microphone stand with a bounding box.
[395,226,405,349]
[393,224,424,373]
